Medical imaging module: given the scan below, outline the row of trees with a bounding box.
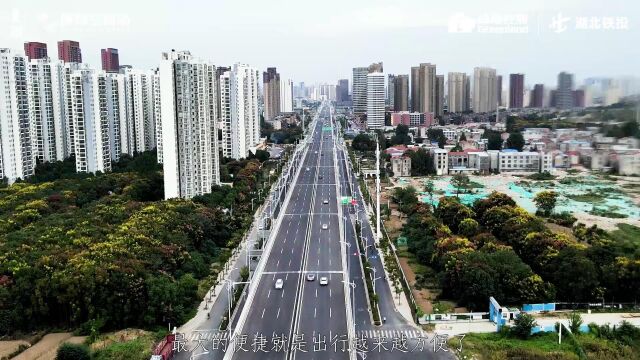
[396,188,640,310]
[0,152,268,335]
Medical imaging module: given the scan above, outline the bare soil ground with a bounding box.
[90,328,148,351]
[0,340,29,359]
[11,333,87,360]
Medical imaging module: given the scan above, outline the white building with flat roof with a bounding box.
[366,72,385,129]
[431,148,448,175]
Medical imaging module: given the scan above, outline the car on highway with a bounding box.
[306,273,316,281]
[322,224,328,230]
[319,277,328,286]
[274,279,284,289]
[306,167,310,171]
[323,199,329,204]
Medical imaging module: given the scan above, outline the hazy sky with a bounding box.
[2,0,639,87]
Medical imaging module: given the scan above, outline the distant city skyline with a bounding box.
[2,0,638,86]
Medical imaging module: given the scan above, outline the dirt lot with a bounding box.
[11,333,86,360]
[398,256,434,314]
[0,340,29,359]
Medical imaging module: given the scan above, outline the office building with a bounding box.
[435,74,444,116]
[352,67,368,114]
[336,79,349,103]
[101,48,120,73]
[160,50,220,199]
[509,73,525,108]
[573,89,585,108]
[394,74,409,111]
[0,49,34,183]
[556,72,574,109]
[366,72,385,129]
[263,67,280,120]
[24,42,48,60]
[448,72,470,113]
[57,40,82,63]
[530,84,544,108]
[473,67,497,113]
[387,74,396,107]
[26,58,66,164]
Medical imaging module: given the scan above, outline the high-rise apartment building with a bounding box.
[448,72,470,113]
[280,78,293,113]
[57,40,82,63]
[556,72,574,109]
[435,74,445,116]
[0,49,34,183]
[24,42,48,60]
[220,63,260,160]
[160,50,220,199]
[151,69,162,163]
[410,66,420,112]
[101,48,120,73]
[573,89,585,108]
[530,84,544,108]
[473,67,497,113]
[263,67,280,120]
[496,75,503,107]
[509,73,525,108]
[366,72,385,129]
[26,58,66,164]
[122,68,158,154]
[418,63,436,113]
[393,75,409,111]
[69,69,122,173]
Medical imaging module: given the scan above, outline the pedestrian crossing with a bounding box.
[357,329,428,339]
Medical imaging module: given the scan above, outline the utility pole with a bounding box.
[376,137,381,243]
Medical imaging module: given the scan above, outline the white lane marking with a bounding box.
[315,288,318,298]
[330,307,332,318]
[277,308,281,318]
[314,308,317,318]
[276,260,280,267]
[261,308,266,318]
[286,273,289,280]
[281,289,285,298]
[267,289,271,298]
[329,288,332,298]
[288,259,292,267]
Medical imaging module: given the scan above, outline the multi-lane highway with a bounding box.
[178,102,454,360]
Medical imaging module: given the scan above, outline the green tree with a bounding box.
[567,312,583,334]
[408,148,434,176]
[512,313,537,339]
[459,132,467,141]
[451,173,470,198]
[393,186,418,214]
[533,190,558,216]
[459,218,480,237]
[483,129,503,150]
[505,132,525,151]
[391,124,411,145]
[351,134,376,151]
[423,179,435,211]
[56,343,91,360]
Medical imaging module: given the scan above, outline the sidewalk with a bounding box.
[376,244,415,325]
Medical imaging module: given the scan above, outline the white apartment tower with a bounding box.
[160,50,220,199]
[152,70,162,163]
[228,63,260,160]
[366,72,385,129]
[473,67,498,113]
[280,78,293,113]
[122,68,157,154]
[26,58,66,164]
[0,49,33,183]
[219,71,233,158]
[70,69,119,173]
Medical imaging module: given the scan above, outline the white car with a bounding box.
[306,167,310,171]
[306,273,316,281]
[319,277,328,286]
[275,279,284,289]
[323,199,329,204]
[322,224,328,230]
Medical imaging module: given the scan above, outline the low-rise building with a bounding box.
[498,150,542,173]
[391,155,411,177]
[431,148,448,175]
[617,151,640,175]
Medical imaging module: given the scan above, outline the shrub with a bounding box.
[56,343,91,360]
[511,313,537,339]
[567,312,583,333]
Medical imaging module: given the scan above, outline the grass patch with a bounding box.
[92,334,156,360]
[528,172,557,181]
[565,191,607,203]
[589,207,628,219]
[457,332,579,360]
